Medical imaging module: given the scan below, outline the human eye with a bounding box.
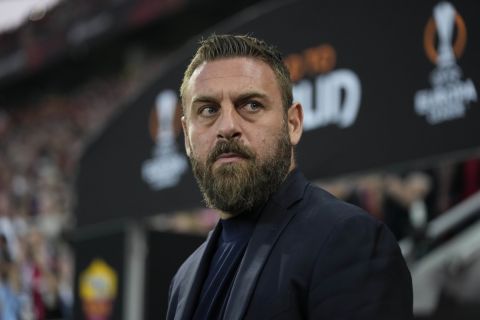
[198,105,218,117]
[242,100,263,113]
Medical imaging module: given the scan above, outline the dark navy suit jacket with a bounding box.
[167,170,413,319]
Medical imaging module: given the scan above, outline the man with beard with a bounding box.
[167,34,413,320]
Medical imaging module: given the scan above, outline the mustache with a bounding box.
[207,140,255,166]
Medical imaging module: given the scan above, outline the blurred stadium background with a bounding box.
[0,0,479,319]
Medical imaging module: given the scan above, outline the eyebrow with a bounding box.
[191,91,269,106]
[235,91,269,104]
[191,95,217,105]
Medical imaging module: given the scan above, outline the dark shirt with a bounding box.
[193,211,258,320]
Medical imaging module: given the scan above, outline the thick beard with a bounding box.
[189,127,292,215]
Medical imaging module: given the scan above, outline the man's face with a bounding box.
[182,57,302,217]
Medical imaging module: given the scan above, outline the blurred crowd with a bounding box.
[319,158,480,242]
[0,46,164,319]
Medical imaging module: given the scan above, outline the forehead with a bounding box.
[193,57,273,79]
[184,57,281,104]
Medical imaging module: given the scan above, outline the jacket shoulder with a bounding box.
[299,182,379,227]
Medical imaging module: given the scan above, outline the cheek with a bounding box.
[252,132,276,156]
[261,124,288,153]
[189,131,211,159]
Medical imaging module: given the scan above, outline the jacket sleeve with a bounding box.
[307,213,414,320]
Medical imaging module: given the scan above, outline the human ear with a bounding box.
[287,102,303,146]
[181,115,192,157]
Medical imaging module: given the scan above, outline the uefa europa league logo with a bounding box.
[153,90,178,156]
[142,89,188,190]
[414,1,477,125]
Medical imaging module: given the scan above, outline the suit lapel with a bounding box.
[223,170,308,320]
[175,225,221,320]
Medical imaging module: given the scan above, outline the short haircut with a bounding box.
[180,34,293,112]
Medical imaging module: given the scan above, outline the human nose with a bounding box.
[216,106,241,140]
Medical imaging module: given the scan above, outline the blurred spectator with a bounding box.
[0,234,12,265]
[383,172,431,240]
[0,263,22,320]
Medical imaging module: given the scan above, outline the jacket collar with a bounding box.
[223,169,308,320]
[174,169,308,320]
